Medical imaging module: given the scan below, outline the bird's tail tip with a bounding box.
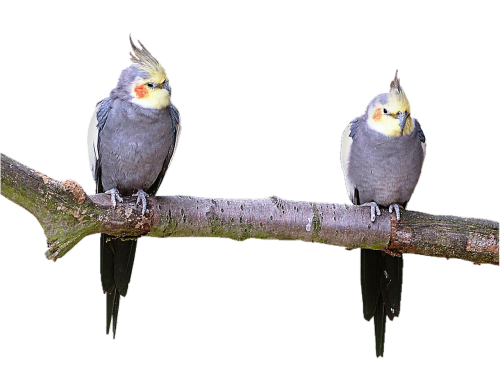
[106,290,120,338]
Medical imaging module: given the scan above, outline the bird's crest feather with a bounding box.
[390,70,402,93]
[389,68,411,113]
[129,35,167,82]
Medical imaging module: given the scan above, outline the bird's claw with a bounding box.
[361,202,381,222]
[105,188,123,209]
[389,203,403,221]
[133,189,149,216]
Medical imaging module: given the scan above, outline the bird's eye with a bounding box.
[146,82,155,89]
[397,111,402,116]
[383,108,388,114]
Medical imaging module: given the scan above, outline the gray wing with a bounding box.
[413,117,427,161]
[87,98,112,193]
[147,102,181,196]
[340,115,362,204]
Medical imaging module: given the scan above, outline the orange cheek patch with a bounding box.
[134,85,148,99]
[372,108,382,121]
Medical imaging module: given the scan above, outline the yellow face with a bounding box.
[367,91,413,137]
[127,37,171,109]
[130,74,170,110]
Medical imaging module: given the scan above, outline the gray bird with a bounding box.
[340,71,426,356]
[88,36,180,337]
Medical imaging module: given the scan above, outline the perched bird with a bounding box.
[87,36,180,337]
[340,71,426,356]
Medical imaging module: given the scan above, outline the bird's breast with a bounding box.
[347,134,424,206]
[98,106,175,194]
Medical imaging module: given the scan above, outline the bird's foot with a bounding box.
[105,188,123,209]
[133,189,149,216]
[389,203,403,221]
[361,202,381,222]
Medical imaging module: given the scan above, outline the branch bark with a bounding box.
[1,153,498,265]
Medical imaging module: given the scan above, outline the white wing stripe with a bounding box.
[420,124,427,160]
[340,122,355,203]
[87,106,99,181]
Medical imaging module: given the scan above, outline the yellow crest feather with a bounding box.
[389,68,411,113]
[129,35,167,83]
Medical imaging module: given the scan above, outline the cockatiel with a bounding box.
[340,71,426,356]
[88,36,180,337]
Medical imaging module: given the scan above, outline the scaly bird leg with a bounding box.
[361,202,381,222]
[133,189,149,216]
[105,188,123,209]
[389,203,403,221]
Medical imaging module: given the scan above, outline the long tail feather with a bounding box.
[361,248,403,357]
[99,234,138,340]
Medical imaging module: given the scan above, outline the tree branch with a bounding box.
[1,153,498,265]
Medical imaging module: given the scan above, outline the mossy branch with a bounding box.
[1,153,498,265]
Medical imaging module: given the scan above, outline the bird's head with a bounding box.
[123,36,171,110]
[366,70,413,137]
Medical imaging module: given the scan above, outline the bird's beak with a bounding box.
[398,112,409,131]
[163,81,171,95]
